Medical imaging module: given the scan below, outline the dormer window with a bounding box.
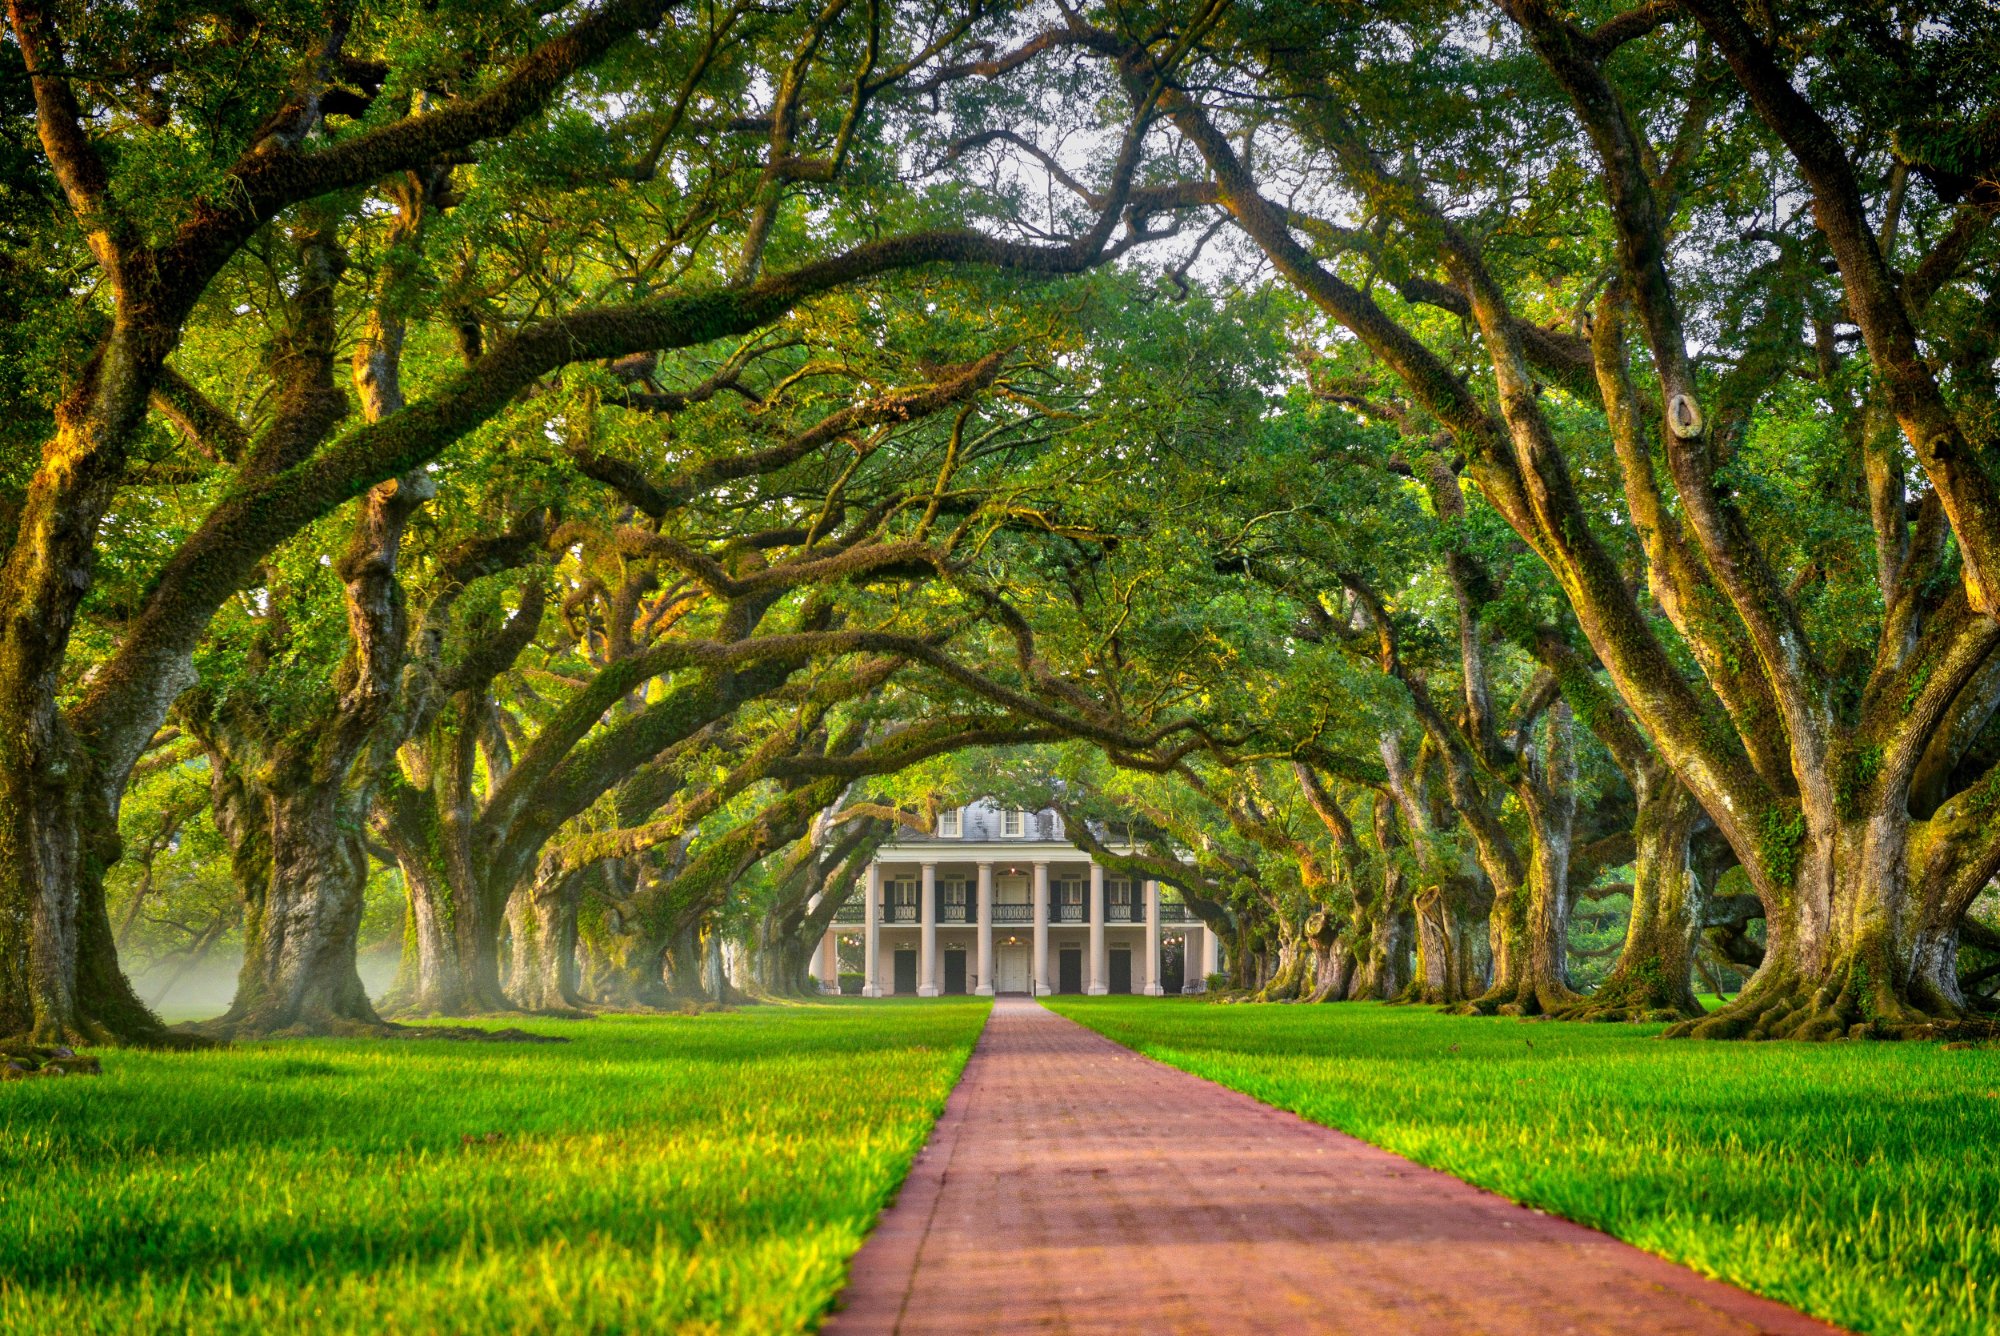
[1001,808,1025,838]
[937,808,962,838]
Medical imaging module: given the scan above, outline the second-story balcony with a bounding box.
[861,897,1197,927]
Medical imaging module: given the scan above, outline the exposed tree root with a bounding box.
[1456,978,1582,1018]
[183,1015,572,1043]
[1,1044,104,1077]
[1394,980,1470,1008]
[1254,947,1313,1002]
[1665,960,2000,1042]
[6,1024,212,1052]
[1546,969,1702,1023]
[381,1025,570,1044]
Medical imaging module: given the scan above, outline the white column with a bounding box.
[1086,863,1108,994]
[1143,879,1163,995]
[1032,861,1050,995]
[918,861,939,997]
[861,862,883,996]
[820,929,840,994]
[1203,922,1221,982]
[975,863,995,997]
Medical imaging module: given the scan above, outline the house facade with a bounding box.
[809,802,1217,997]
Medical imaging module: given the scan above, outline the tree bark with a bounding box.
[1466,703,1581,1016]
[387,850,469,1016]
[1556,779,1704,1021]
[1345,791,1416,999]
[1673,783,2000,1039]
[1410,878,1483,1005]
[505,867,585,1014]
[203,774,382,1037]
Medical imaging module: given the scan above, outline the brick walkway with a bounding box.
[826,998,1841,1335]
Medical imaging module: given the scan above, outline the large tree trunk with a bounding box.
[457,878,512,1013]
[584,923,676,1008]
[1256,927,1313,1001]
[701,927,732,1003]
[388,852,469,1016]
[1355,903,1413,999]
[1674,792,2000,1039]
[1350,793,1417,999]
[1557,780,1705,1021]
[0,747,173,1045]
[505,868,584,1014]
[196,492,428,1035]
[374,743,514,1017]
[1410,879,1483,1005]
[380,842,509,1015]
[0,335,178,1046]
[1302,910,1355,1001]
[206,776,382,1037]
[752,913,821,997]
[1464,704,1581,1016]
[576,861,688,1010]
[660,921,705,1001]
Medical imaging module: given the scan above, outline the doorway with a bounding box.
[1163,939,1186,995]
[893,949,918,995]
[1109,948,1132,995]
[996,945,1030,994]
[943,950,968,995]
[1058,948,1083,994]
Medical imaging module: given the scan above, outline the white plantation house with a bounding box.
[809,801,1218,997]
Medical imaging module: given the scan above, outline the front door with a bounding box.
[997,945,1030,994]
[1163,939,1186,994]
[1058,948,1083,994]
[943,950,968,995]
[893,949,918,995]
[1109,948,1132,994]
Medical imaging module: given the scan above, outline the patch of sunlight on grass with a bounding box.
[0,1000,989,1334]
[1047,997,2000,1336]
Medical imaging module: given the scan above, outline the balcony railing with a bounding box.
[855,899,1196,926]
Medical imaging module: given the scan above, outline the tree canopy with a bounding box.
[2,0,1996,1044]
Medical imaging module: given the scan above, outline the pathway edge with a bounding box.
[1046,998,1847,1336]
[820,1000,992,1332]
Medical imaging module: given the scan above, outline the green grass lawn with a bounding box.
[1047,997,2000,1336]
[0,1000,989,1334]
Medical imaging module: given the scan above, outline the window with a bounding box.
[1110,879,1133,908]
[888,878,918,919]
[1057,877,1084,906]
[944,880,968,917]
[1000,808,1025,838]
[937,808,962,838]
